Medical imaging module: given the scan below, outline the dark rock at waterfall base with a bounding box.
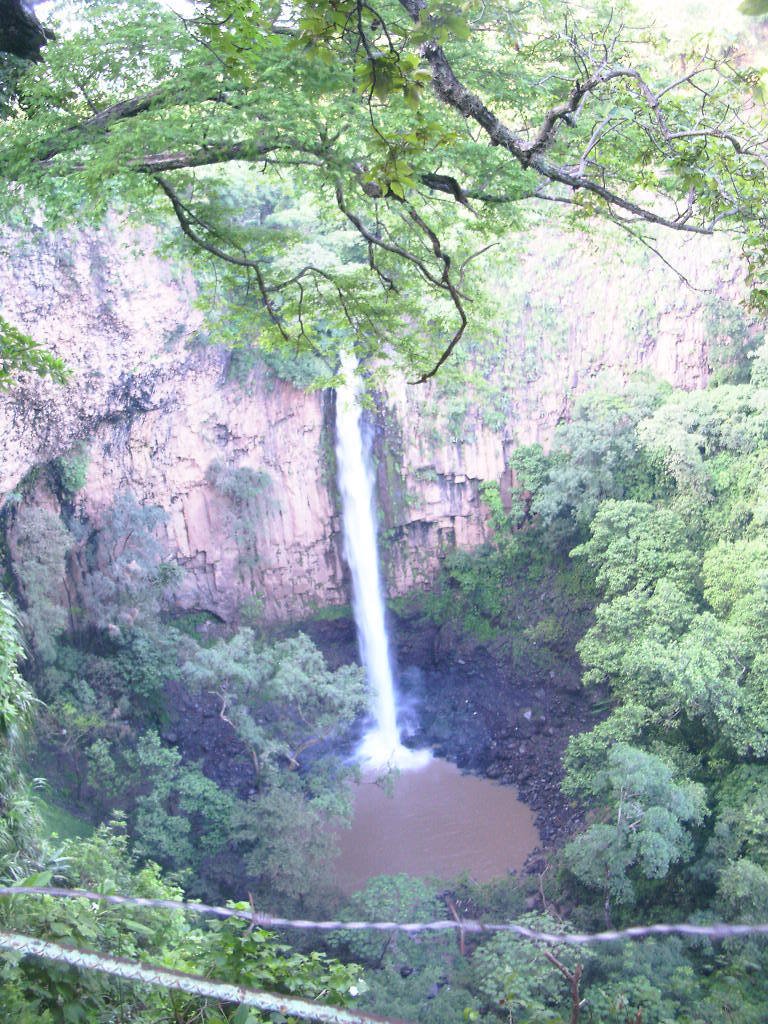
[301,611,605,850]
[162,610,603,853]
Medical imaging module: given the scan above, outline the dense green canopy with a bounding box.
[1,0,767,380]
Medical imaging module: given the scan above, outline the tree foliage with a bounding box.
[0,315,67,389]
[0,822,366,1024]
[5,3,768,1017]
[470,913,583,1023]
[534,377,671,534]
[1,0,766,378]
[183,630,366,775]
[563,744,706,918]
[233,773,349,908]
[10,504,72,665]
[77,490,180,633]
[0,590,40,873]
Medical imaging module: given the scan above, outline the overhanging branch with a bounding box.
[154,173,289,340]
[393,0,763,235]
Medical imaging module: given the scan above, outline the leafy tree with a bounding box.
[708,766,768,872]
[509,443,549,497]
[571,380,768,754]
[42,695,107,802]
[698,765,768,922]
[562,744,706,921]
[534,377,671,535]
[0,314,67,389]
[567,498,757,753]
[0,820,366,1023]
[232,771,349,909]
[77,490,180,634]
[0,822,190,1023]
[0,590,40,874]
[580,938,702,1024]
[103,624,182,711]
[0,592,33,747]
[78,729,239,897]
[9,504,72,665]
[555,364,768,972]
[183,630,366,776]
[333,873,448,967]
[45,624,184,722]
[2,0,767,378]
[199,913,367,1018]
[122,730,238,893]
[638,384,768,497]
[469,913,584,1024]
[479,444,550,535]
[716,857,768,920]
[326,874,469,1021]
[50,443,89,501]
[571,500,699,603]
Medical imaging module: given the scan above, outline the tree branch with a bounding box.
[154,174,289,340]
[542,951,584,1024]
[0,0,53,61]
[393,0,763,234]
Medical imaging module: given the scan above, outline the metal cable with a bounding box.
[2,886,767,945]
[0,929,404,1024]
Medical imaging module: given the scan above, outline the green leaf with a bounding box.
[445,14,471,39]
[18,870,53,887]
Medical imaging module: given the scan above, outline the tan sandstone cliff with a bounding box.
[0,219,755,621]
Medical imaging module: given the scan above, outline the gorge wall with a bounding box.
[0,220,754,621]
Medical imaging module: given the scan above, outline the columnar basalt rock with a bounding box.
[0,224,753,621]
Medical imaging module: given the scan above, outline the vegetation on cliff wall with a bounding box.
[345,344,768,1020]
[0,315,67,389]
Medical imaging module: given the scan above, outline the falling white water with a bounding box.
[335,353,431,771]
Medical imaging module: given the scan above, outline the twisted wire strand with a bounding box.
[0,929,403,1024]
[2,886,768,945]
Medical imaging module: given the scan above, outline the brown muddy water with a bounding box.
[333,758,539,894]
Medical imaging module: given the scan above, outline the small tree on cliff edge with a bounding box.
[1,0,767,381]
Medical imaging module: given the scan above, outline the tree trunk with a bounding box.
[0,0,53,62]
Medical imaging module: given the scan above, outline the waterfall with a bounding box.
[335,353,430,771]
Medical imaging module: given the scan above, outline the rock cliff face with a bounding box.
[0,221,755,621]
[376,231,748,591]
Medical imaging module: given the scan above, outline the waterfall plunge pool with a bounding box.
[332,757,539,894]
[333,358,539,891]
